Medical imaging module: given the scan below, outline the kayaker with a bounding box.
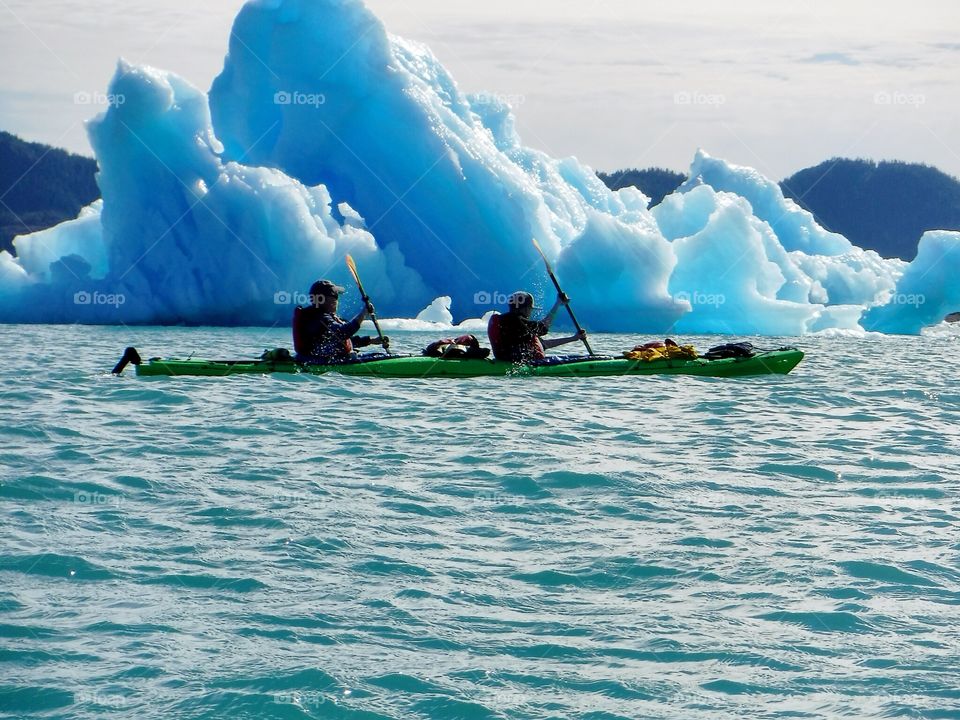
[487,291,587,363]
[292,279,388,362]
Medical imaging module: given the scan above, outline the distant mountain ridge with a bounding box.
[780,159,960,260]
[0,131,100,255]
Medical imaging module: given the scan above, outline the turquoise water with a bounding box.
[2,325,959,720]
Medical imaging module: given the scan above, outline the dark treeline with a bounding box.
[597,167,686,208]
[780,158,960,260]
[0,131,100,255]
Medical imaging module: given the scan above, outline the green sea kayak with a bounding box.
[122,348,804,379]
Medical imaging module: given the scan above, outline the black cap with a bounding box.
[309,279,346,300]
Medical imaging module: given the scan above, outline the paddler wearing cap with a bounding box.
[292,279,388,362]
[487,291,588,363]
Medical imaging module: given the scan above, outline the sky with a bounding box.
[1,0,958,180]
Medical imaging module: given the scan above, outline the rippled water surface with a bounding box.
[2,325,959,719]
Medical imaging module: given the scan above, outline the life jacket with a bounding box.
[293,306,353,359]
[487,313,545,362]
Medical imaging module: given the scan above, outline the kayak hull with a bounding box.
[133,349,804,379]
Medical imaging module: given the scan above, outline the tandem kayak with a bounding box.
[116,347,804,379]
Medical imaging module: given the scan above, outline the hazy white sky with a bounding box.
[1,0,958,178]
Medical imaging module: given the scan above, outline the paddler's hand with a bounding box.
[574,329,587,341]
[373,335,389,346]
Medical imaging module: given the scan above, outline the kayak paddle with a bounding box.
[532,238,595,356]
[345,254,390,352]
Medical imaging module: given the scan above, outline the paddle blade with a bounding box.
[345,254,360,284]
[533,238,556,282]
[532,237,554,274]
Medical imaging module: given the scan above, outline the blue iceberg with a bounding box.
[1,0,955,335]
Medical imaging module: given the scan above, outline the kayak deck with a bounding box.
[131,348,804,379]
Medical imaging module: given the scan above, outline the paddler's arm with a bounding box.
[542,329,587,349]
[540,292,569,331]
[333,305,371,339]
[351,335,389,348]
[345,304,388,347]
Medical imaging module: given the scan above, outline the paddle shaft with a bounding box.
[346,258,390,352]
[533,241,595,356]
[358,285,389,352]
[545,270,595,355]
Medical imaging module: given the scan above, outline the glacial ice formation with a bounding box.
[862,231,960,334]
[0,0,956,335]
